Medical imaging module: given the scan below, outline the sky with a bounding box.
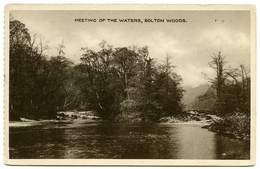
[10,10,251,87]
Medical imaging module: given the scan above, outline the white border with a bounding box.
[0,0,256,166]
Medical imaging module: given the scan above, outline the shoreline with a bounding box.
[9,119,248,141]
[9,119,209,127]
[164,120,210,126]
[9,119,101,127]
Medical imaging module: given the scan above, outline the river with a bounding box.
[9,122,250,159]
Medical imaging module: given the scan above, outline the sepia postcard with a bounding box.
[4,4,256,166]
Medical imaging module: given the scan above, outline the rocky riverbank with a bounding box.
[158,111,250,141]
[9,111,102,127]
[158,110,208,123]
[202,114,250,140]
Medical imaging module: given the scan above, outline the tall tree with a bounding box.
[206,52,228,114]
[152,55,184,116]
[113,47,139,100]
[209,52,227,101]
[9,19,32,120]
[78,40,121,120]
[198,52,250,116]
[226,64,250,115]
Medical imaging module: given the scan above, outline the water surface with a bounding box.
[9,122,250,159]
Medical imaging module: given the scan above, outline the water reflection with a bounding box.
[214,134,250,159]
[9,122,249,159]
[176,124,216,159]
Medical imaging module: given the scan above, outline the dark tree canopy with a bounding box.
[9,19,186,122]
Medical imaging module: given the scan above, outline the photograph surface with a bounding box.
[4,4,256,166]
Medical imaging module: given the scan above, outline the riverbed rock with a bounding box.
[56,111,100,121]
[158,116,184,123]
[20,118,37,122]
[201,124,212,129]
[208,118,233,134]
[206,115,223,122]
[191,116,201,121]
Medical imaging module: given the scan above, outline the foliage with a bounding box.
[9,19,77,120]
[226,114,250,137]
[194,52,250,117]
[9,19,184,121]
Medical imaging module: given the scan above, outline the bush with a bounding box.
[140,100,162,122]
[226,114,250,138]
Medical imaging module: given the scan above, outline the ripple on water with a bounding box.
[9,122,250,159]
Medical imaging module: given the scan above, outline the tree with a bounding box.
[113,47,139,100]
[209,52,227,101]
[199,51,250,116]
[9,19,32,120]
[37,56,73,118]
[205,51,228,115]
[9,19,76,120]
[152,55,184,116]
[226,64,250,115]
[78,40,121,120]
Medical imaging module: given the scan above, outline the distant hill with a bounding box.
[182,84,209,109]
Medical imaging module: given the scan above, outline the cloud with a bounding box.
[200,27,249,48]
[194,26,250,70]
[141,31,188,60]
[176,64,215,87]
[62,28,189,63]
